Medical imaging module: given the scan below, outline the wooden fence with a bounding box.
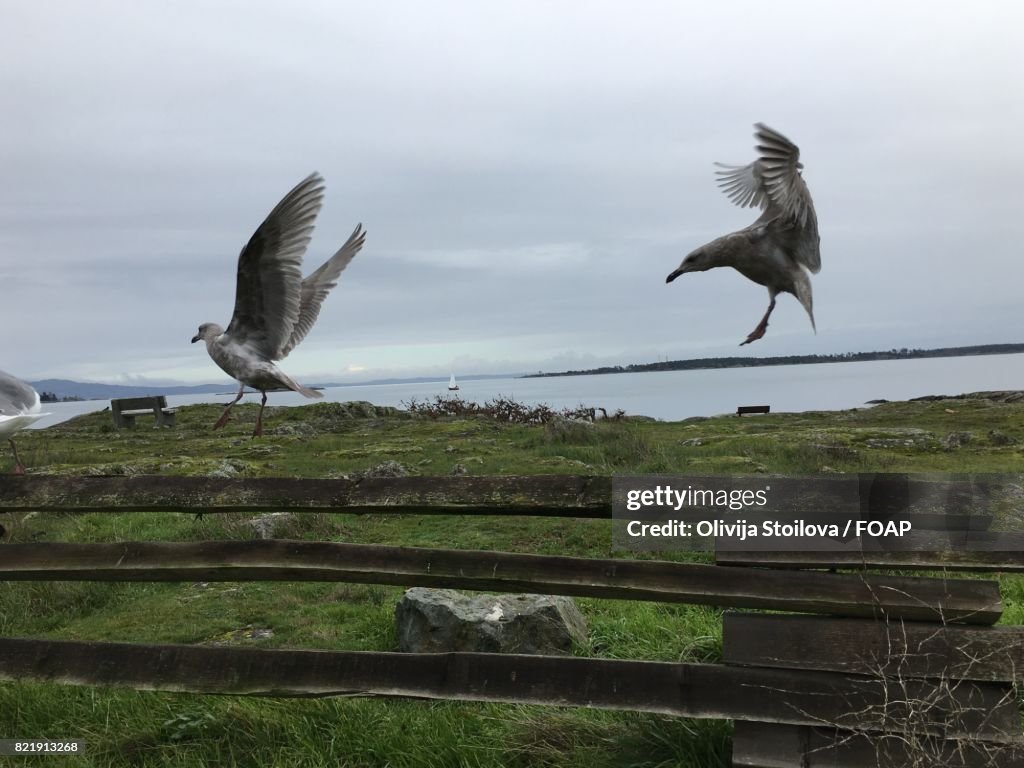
[0,474,1022,767]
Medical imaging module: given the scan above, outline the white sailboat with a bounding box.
[448,374,459,391]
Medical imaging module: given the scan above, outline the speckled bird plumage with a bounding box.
[192,172,366,436]
[666,124,821,345]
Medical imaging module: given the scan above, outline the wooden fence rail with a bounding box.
[0,638,1019,743]
[732,722,1024,768]
[4,475,1020,572]
[0,540,1003,623]
[0,472,1013,516]
[723,613,1024,682]
[715,541,1024,571]
[0,475,612,516]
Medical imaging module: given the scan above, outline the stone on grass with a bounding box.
[395,587,588,655]
[865,438,915,449]
[208,459,250,478]
[247,512,295,539]
[209,625,274,645]
[356,461,409,479]
[988,430,1016,446]
[941,432,972,451]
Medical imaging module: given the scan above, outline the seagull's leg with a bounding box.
[214,383,246,429]
[740,296,777,346]
[9,439,26,475]
[252,391,268,438]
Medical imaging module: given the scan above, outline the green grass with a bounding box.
[1,396,1022,766]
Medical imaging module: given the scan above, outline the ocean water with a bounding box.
[31,353,1024,430]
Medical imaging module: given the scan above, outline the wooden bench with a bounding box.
[110,396,177,428]
[736,405,770,417]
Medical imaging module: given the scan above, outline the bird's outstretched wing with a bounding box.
[713,161,770,210]
[279,223,367,358]
[0,370,40,417]
[714,125,815,226]
[753,123,815,231]
[226,172,325,359]
[715,124,819,273]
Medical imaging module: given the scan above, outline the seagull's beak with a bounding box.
[191,334,201,344]
[666,267,685,283]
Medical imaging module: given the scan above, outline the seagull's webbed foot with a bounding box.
[740,297,776,346]
[740,324,768,346]
[214,384,247,431]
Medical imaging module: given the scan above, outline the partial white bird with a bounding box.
[0,370,49,474]
[192,172,366,436]
[666,123,821,345]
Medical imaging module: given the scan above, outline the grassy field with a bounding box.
[1,395,1023,767]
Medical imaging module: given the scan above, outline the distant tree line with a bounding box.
[38,392,86,403]
[522,343,1024,379]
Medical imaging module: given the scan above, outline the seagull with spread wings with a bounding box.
[192,172,366,437]
[0,370,49,474]
[666,123,820,345]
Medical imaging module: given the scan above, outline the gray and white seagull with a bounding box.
[0,370,49,474]
[666,123,820,345]
[192,172,366,437]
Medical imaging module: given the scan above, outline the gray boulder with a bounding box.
[988,429,1017,446]
[941,431,973,451]
[356,461,409,479]
[246,512,295,539]
[395,588,588,655]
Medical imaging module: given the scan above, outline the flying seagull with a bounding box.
[192,172,366,437]
[0,370,49,474]
[666,123,820,345]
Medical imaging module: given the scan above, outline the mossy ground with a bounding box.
[1,397,1022,767]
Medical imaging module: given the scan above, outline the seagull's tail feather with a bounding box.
[274,370,323,400]
[296,384,324,399]
[792,270,815,333]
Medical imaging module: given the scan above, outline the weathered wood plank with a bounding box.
[723,613,1024,682]
[0,541,1002,623]
[732,722,1024,767]
[0,474,1007,521]
[0,638,1019,741]
[0,475,613,517]
[715,533,1024,572]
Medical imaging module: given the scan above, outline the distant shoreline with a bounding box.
[520,344,1024,379]
[30,343,1024,401]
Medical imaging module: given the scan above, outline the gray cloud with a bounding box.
[3,0,1022,383]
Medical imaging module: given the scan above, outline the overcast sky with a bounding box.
[3,1,1022,385]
